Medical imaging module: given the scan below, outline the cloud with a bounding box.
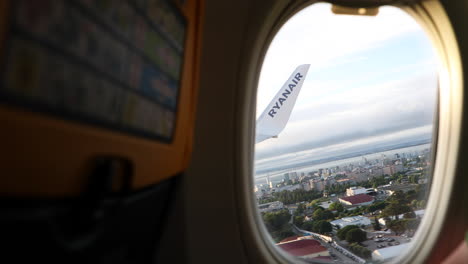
[256,3,423,114]
[255,71,438,160]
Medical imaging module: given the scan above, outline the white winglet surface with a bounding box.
[256,64,310,144]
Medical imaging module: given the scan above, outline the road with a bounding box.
[327,246,360,264]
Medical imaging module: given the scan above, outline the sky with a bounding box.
[254,3,439,173]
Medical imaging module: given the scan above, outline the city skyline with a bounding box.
[255,142,430,185]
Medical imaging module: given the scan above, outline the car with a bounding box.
[388,238,395,242]
[388,242,393,246]
[395,242,400,245]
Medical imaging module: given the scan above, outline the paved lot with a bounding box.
[361,233,411,251]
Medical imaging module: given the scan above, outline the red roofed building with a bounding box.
[339,193,374,206]
[277,238,329,259]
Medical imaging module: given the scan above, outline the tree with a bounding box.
[293,216,304,228]
[258,197,275,204]
[273,227,295,243]
[337,225,359,240]
[346,228,367,243]
[329,202,344,212]
[302,221,315,232]
[262,209,295,242]
[389,190,408,204]
[313,208,334,221]
[406,190,417,201]
[312,220,332,234]
[381,203,412,218]
[404,211,416,219]
[296,203,306,215]
[408,175,419,184]
[406,218,421,232]
[262,209,291,231]
[373,216,382,231]
[367,201,388,213]
[418,200,426,209]
[270,189,322,205]
[308,199,321,208]
[349,243,372,259]
[387,220,407,235]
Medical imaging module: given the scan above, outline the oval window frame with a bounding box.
[235,1,463,263]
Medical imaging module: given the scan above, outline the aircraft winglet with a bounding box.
[255,64,310,143]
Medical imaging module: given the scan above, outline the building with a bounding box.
[370,167,384,177]
[339,194,374,206]
[319,200,333,210]
[346,186,367,196]
[383,164,404,175]
[290,172,298,179]
[302,182,311,191]
[347,169,370,182]
[277,238,329,260]
[383,166,393,175]
[372,243,410,261]
[276,184,302,192]
[336,178,353,185]
[254,185,268,199]
[346,187,376,197]
[258,201,284,213]
[324,177,336,186]
[310,179,325,191]
[330,215,371,228]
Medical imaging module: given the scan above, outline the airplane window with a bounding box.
[254,3,439,263]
